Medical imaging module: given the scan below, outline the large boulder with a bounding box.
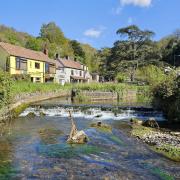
[143,118,159,129]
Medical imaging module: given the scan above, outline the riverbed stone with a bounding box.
[130,118,143,125]
[131,124,180,161]
[26,112,36,118]
[90,121,112,132]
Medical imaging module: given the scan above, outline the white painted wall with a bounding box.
[55,67,86,84]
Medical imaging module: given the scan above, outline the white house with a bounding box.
[55,57,91,85]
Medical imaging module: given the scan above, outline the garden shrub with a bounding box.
[0,69,12,108]
[152,75,180,122]
[116,73,127,83]
[136,65,166,87]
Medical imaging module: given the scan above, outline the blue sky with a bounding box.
[0,0,180,49]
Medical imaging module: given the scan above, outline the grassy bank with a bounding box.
[10,81,72,96]
[10,81,150,101]
[74,82,149,92]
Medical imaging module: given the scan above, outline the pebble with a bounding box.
[141,131,180,148]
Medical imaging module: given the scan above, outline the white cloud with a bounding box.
[120,0,152,7]
[84,27,106,38]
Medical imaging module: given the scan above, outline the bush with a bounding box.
[0,69,12,108]
[11,74,31,81]
[136,65,166,87]
[152,75,180,122]
[116,73,127,83]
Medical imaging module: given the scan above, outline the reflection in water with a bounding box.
[0,98,179,179]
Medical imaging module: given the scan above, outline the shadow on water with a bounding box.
[0,97,179,179]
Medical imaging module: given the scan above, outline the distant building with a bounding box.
[90,73,99,82]
[0,42,56,83]
[55,56,91,84]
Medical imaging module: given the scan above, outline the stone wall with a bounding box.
[0,90,71,121]
[78,90,137,101]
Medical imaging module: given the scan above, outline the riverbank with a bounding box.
[0,89,71,121]
[131,124,180,161]
[0,81,151,120]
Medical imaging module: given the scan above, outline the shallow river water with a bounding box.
[0,97,179,180]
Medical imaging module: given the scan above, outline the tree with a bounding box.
[40,22,66,44]
[25,37,43,51]
[70,40,85,61]
[116,25,155,61]
[81,44,98,72]
[40,22,74,57]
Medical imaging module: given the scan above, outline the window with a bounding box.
[35,62,40,69]
[71,70,74,75]
[80,71,82,76]
[35,77,41,82]
[16,57,27,70]
[45,63,49,73]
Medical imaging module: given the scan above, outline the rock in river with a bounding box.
[67,130,88,144]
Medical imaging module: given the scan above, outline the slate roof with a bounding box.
[0,42,55,64]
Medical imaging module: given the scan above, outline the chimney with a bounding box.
[55,53,59,60]
[43,43,48,56]
[66,56,70,60]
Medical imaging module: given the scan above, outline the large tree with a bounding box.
[116,25,155,61]
[40,22,74,57]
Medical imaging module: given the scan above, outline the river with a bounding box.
[0,97,179,179]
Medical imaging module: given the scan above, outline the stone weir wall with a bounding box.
[0,90,71,121]
[78,90,137,101]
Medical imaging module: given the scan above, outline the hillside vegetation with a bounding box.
[0,23,99,72]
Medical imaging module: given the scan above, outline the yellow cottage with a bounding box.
[0,42,56,83]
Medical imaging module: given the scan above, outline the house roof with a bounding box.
[0,42,55,64]
[56,58,83,70]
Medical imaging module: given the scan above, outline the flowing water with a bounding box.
[0,97,179,180]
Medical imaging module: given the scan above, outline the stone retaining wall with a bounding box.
[79,90,137,101]
[0,90,71,121]
[80,91,118,100]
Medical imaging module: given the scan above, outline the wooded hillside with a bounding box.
[0,22,99,72]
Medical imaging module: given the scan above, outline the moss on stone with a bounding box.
[90,122,112,133]
[39,111,46,116]
[152,145,180,162]
[11,103,29,117]
[26,112,36,118]
[131,124,154,138]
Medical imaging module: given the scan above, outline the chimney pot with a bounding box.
[43,44,48,56]
[66,56,70,60]
[55,53,59,60]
